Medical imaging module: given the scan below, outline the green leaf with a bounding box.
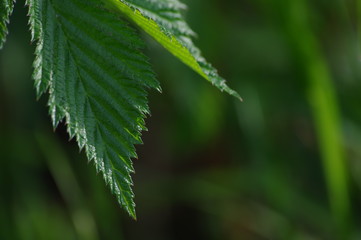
[25,0,240,219]
[27,0,160,218]
[103,0,242,100]
[0,0,14,49]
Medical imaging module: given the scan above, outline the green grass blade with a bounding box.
[287,0,351,236]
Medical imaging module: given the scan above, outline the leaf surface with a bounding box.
[0,0,14,49]
[27,0,160,218]
[103,0,241,100]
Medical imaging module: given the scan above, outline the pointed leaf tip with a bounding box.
[103,0,241,99]
[28,0,159,217]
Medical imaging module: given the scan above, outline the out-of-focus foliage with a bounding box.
[1,0,361,239]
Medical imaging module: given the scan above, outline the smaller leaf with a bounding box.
[0,0,14,49]
[103,0,242,101]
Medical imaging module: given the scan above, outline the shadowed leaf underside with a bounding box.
[27,0,159,218]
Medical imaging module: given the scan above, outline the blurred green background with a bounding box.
[1,0,361,239]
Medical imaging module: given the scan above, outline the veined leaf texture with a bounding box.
[1,0,240,218]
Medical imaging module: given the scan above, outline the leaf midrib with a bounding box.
[46,0,131,200]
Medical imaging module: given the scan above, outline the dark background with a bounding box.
[0,0,361,239]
